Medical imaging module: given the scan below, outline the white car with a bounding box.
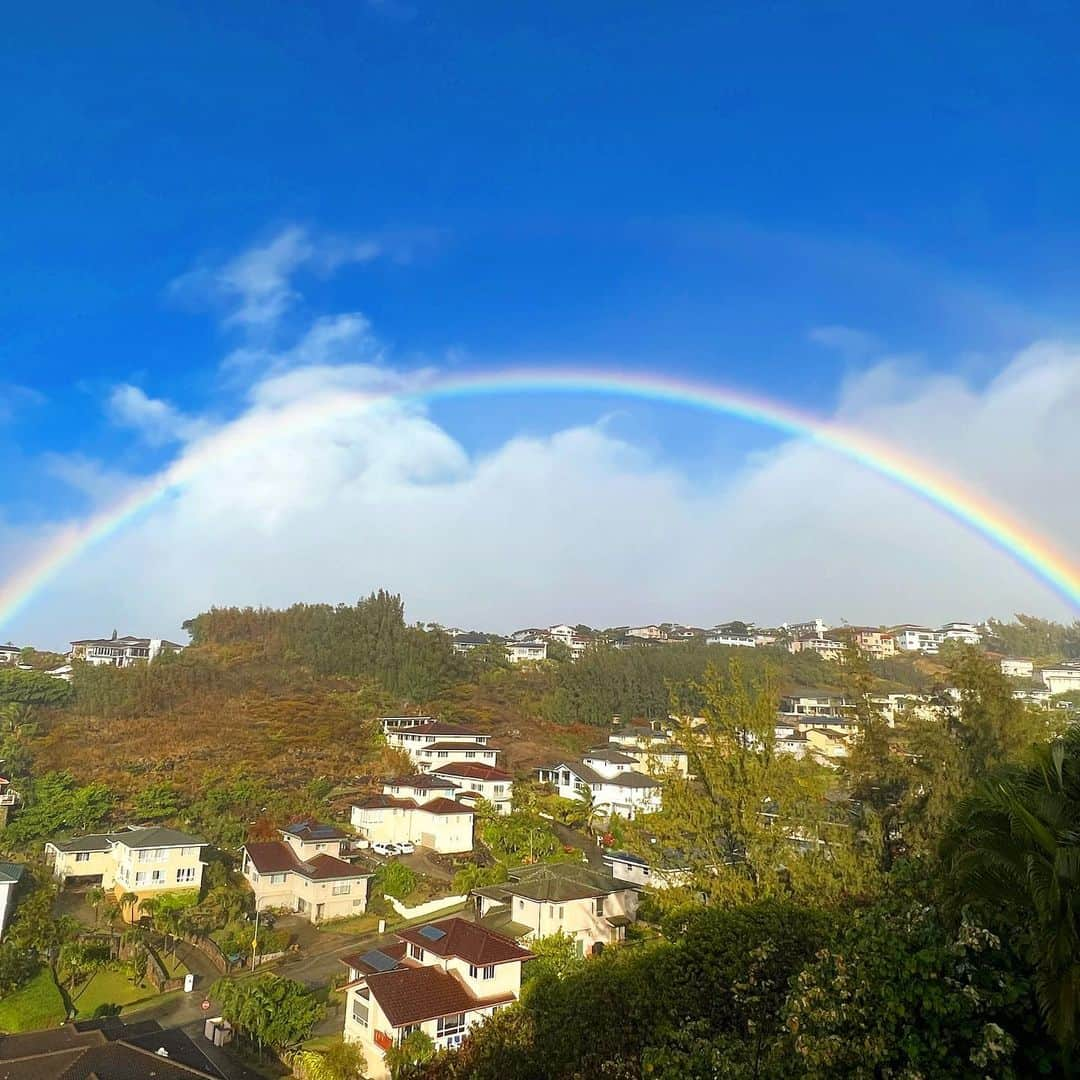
[395,841,415,855]
[371,842,400,857]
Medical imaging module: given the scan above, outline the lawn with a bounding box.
[316,912,380,935]
[0,968,66,1032]
[71,962,184,1017]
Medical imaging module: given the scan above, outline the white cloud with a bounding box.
[808,324,883,359]
[169,226,384,332]
[106,385,209,446]
[4,340,1079,649]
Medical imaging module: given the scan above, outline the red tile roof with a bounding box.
[243,841,369,881]
[396,917,533,967]
[419,797,476,816]
[431,763,512,782]
[365,964,516,1027]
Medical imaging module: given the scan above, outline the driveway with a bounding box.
[550,821,606,869]
[396,847,453,882]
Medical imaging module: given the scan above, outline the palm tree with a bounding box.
[85,886,106,927]
[118,891,139,924]
[944,732,1080,1057]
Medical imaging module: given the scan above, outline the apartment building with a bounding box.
[342,917,532,1079]
[45,827,207,919]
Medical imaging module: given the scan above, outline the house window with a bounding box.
[437,1013,466,1038]
[151,870,164,884]
[135,871,147,885]
[352,999,369,1027]
[409,944,424,962]
[517,899,525,911]
[465,752,476,759]
[493,786,504,796]
[75,851,91,863]
[437,751,448,758]
[180,847,198,857]
[332,883,351,896]
[469,964,496,979]
[559,906,564,920]
[268,872,287,885]
[176,867,196,884]
[595,898,605,917]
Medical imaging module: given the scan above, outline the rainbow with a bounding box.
[1,366,1077,631]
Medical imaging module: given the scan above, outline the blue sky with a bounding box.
[2,3,1079,643]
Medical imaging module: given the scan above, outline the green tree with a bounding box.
[131,781,185,821]
[3,771,113,846]
[384,1029,435,1079]
[211,973,324,1056]
[374,861,417,901]
[521,931,584,985]
[943,729,1080,1058]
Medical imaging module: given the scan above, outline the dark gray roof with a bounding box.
[0,861,25,884]
[52,827,207,853]
[535,760,605,785]
[609,771,660,789]
[604,850,647,866]
[584,747,638,765]
[474,862,630,903]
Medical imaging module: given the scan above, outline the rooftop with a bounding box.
[49,827,207,853]
[364,963,516,1028]
[430,762,512,782]
[397,916,533,967]
[385,775,459,791]
[474,862,629,903]
[389,721,487,737]
[244,841,371,881]
[281,819,350,842]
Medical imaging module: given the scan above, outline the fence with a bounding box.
[388,894,468,920]
[181,933,235,974]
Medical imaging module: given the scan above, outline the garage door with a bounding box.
[420,833,436,848]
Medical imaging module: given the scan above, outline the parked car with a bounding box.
[396,841,415,855]
[371,842,400,856]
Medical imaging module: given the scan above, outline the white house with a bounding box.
[506,640,548,663]
[351,792,475,853]
[0,862,25,938]
[602,849,692,891]
[379,715,434,733]
[45,826,207,920]
[0,644,23,665]
[240,821,371,924]
[472,862,638,952]
[1042,664,1080,696]
[69,635,185,668]
[940,621,982,644]
[891,626,945,653]
[342,917,533,1080]
[1000,657,1035,679]
[706,633,756,648]
[534,757,662,820]
[626,625,664,640]
[385,721,497,768]
[452,633,490,655]
[782,619,827,639]
[429,762,514,815]
[779,694,853,718]
[546,625,593,659]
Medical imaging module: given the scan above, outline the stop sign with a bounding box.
[201,999,211,1011]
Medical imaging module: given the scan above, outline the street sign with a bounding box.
[201,999,211,1011]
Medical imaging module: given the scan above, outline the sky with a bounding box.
[1,2,1079,648]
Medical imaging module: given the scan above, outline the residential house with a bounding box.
[626,625,664,640]
[617,741,690,778]
[1014,688,1053,707]
[706,632,756,648]
[0,643,23,665]
[429,762,514,815]
[940,621,982,644]
[342,917,532,1080]
[0,1017,231,1079]
[0,861,25,938]
[241,822,371,923]
[505,640,548,663]
[779,694,853,718]
[608,722,668,748]
[45,826,207,919]
[69,634,185,667]
[804,728,850,767]
[1000,657,1035,679]
[545,625,595,659]
[379,715,434,734]
[837,627,897,659]
[451,632,490,655]
[350,792,475,853]
[385,721,497,767]
[788,636,845,661]
[534,758,662,819]
[602,849,693,891]
[891,625,945,653]
[1042,664,1080,696]
[774,730,809,758]
[472,862,638,953]
[781,619,827,639]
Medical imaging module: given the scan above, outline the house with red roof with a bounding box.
[240,820,372,924]
[341,916,532,1079]
[351,779,476,853]
[429,761,514,815]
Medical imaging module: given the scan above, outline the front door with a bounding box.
[297,897,307,914]
[315,903,324,922]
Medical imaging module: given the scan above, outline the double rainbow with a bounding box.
[1,367,1077,631]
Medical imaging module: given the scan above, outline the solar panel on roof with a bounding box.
[361,949,399,972]
[418,925,447,941]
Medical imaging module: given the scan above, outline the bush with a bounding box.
[375,862,417,901]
